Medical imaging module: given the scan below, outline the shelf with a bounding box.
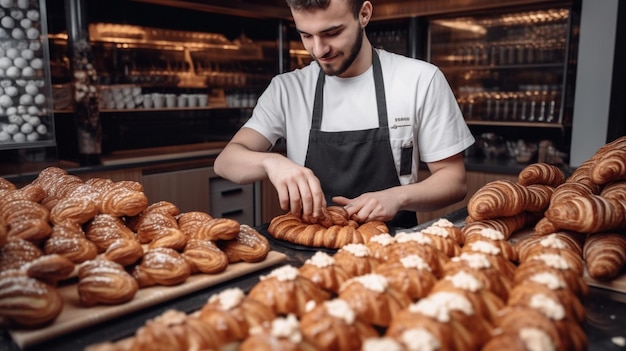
[440,63,564,71]
[53,106,254,114]
[465,120,570,128]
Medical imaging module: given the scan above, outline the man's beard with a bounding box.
[316,26,364,77]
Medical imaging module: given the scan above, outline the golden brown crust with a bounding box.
[77,259,138,306]
[103,238,145,266]
[50,195,99,226]
[514,258,589,298]
[591,149,626,185]
[332,243,379,278]
[193,217,240,241]
[583,231,626,281]
[507,280,586,323]
[136,211,187,251]
[0,238,43,271]
[85,214,136,252]
[132,247,191,288]
[298,251,351,293]
[176,211,213,236]
[518,162,566,187]
[25,254,75,285]
[44,223,99,264]
[99,183,148,217]
[218,224,270,263]
[182,239,229,274]
[464,212,541,240]
[545,193,626,233]
[0,272,64,328]
[492,306,562,350]
[373,255,437,300]
[467,180,530,220]
[1,199,52,242]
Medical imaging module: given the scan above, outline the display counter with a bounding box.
[0,208,623,351]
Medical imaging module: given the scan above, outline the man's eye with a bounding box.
[326,31,341,37]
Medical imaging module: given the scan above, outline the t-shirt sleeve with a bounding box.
[241,77,286,147]
[417,69,475,163]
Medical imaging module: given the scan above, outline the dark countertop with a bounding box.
[1,208,624,351]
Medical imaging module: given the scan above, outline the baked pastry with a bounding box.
[0,216,6,247]
[182,238,229,274]
[191,217,241,241]
[365,233,397,262]
[460,238,517,278]
[518,162,566,187]
[126,200,180,232]
[507,279,585,323]
[515,239,585,276]
[135,211,187,251]
[601,181,626,201]
[514,232,585,263]
[444,252,512,301]
[177,210,213,235]
[103,238,144,266]
[218,224,270,263]
[514,255,588,298]
[332,243,379,278]
[525,184,555,213]
[591,148,626,185]
[464,211,540,240]
[0,270,64,328]
[298,251,351,293]
[85,214,136,252]
[299,298,378,350]
[44,223,99,264]
[50,189,99,226]
[463,227,517,261]
[545,193,626,233]
[419,226,462,257]
[0,177,16,191]
[583,231,626,281]
[0,237,43,271]
[77,259,138,306]
[467,180,530,220]
[373,254,437,300]
[391,232,449,278]
[429,218,464,245]
[248,265,330,317]
[1,198,52,242]
[489,306,562,351]
[24,253,75,285]
[198,287,276,344]
[98,182,148,217]
[565,159,602,193]
[132,247,192,288]
[338,273,412,327]
[241,314,318,351]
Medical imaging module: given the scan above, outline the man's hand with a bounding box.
[264,156,327,217]
[333,190,401,223]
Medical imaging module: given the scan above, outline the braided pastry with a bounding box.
[463,227,517,261]
[583,231,626,281]
[218,224,270,263]
[198,288,276,344]
[85,214,136,252]
[98,182,148,217]
[136,211,187,251]
[176,211,212,236]
[49,184,99,226]
[332,243,379,278]
[126,200,180,232]
[467,180,530,220]
[78,259,138,306]
[192,217,240,241]
[0,238,43,271]
[25,254,75,285]
[1,198,52,242]
[0,270,64,328]
[545,193,626,233]
[248,265,330,317]
[182,239,229,274]
[132,247,191,288]
[44,223,98,263]
[338,273,412,327]
[299,298,378,351]
[298,251,351,293]
[373,254,437,300]
[590,148,626,185]
[518,162,566,187]
[365,233,397,262]
[103,238,144,266]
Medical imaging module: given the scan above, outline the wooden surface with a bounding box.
[7,251,287,349]
[584,269,626,294]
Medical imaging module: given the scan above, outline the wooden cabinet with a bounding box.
[416,169,518,224]
[141,167,214,214]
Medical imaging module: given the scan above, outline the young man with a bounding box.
[214,0,475,228]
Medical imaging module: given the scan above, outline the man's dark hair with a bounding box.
[285,0,365,19]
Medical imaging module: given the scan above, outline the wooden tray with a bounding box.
[7,251,287,349]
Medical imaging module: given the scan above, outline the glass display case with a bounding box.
[0,0,55,150]
[428,6,579,163]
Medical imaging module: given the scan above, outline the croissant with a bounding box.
[132,247,192,288]
[565,159,602,193]
[0,216,6,247]
[198,288,276,344]
[583,231,626,281]
[601,181,626,201]
[136,211,187,251]
[78,259,138,306]
[391,232,449,278]
[0,237,43,271]
[467,180,530,220]
[50,188,99,226]
[332,243,379,278]
[591,148,626,185]
[218,224,270,263]
[127,200,181,232]
[299,298,378,351]
[419,226,462,257]
[533,217,561,236]
[551,182,597,204]
[248,265,330,317]
[0,177,16,191]
[386,310,460,351]
[98,182,148,217]
[514,257,588,298]
[298,251,351,293]
[463,227,518,261]
[0,271,64,328]
[85,214,136,252]
[429,218,464,245]
[103,238,145,266]
[372,254,437,300]
[130,310,226,351]
[518,162,566,187]
[25,254,75,285]
[444,253,512,301]
[514,232,585,262]
[460,239,517,278]
[545,193,626,233]
[482,331,553,351]
[44,223,99,264]
[365,233,397,262]
[192,217,241,241]
[491,306,562,351]
[182,238,229,274]
[1,199,52,242]
[507,280,585,323]
[338,273,412,327]
[463,211,540,240]
[241,314,318,351]
[525,184,555,213]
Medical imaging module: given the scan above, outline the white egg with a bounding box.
[8,114,23,125]
[26,131,38,141]
[12,132,25,142]
[33,93,45,105]
[28,40,39,50]
[11,27,24,39]
[20,122,32,133]
[4,85,17,96]
[0,94,12,107]
[0,0,14,8]
[0,130,10,142]
[25,27,37,39]
[26,10,39,21]
[21,66,34,77]
[24,83,37,95]
[20,48,33,59]
[5,47,18,59]
[10,10,24,20]
[18,93,32,105]
[0,56,11,69]
[1,16,14,28]
[27,105,38,114]
[0,28,6,39]
[5,66,19,78]
[5,106,16,115]
[19,18,30,29]
[16,105,24,113]
[36,123,46,134]
[14,78,25,86]
[16,0,28,10]
[4,123,18,134]
[0,79,12,87]
[27,115,39,126]
[13,56,27,69]
[30,57,42,69]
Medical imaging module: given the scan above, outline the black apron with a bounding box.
[304,49,417,229]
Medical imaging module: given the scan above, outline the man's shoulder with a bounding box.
[376,48,438,73]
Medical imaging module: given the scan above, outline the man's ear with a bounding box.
[359,1,373,27]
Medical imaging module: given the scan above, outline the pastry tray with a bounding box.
[6,251,287,349]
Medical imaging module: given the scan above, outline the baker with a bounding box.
[214,0,475,228]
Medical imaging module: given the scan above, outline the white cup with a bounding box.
[198,94,208,107]
[165,94,176,108]
[152,93,164,108]
[187,94,198,107]
[177,94,187,108]
[143,94,152,108]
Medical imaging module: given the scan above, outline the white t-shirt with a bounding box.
[244,48,475,185]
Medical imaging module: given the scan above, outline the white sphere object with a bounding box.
[5,66,19,78]
[14,78,26,86]
[0,94,12,107]
[0,57,11,69]
[16,105,24,113]
[19,18,30,29]
[19,93,32,105]
[13,56,27,69]
[11,27,24,40]
[16,0,28,10]
[25,27,38,39]
[10,10,24,20]
[21,66,34,77]
[0,28,6,39]
[24,83,37,95]
[27,115,39,126]
[5,106,15,115]
[0,130,10,142]
[0,0,13,9]
[12,132,25,142]
[4,123,18,134]
[27,105,38,114]
[26,10,39,21]
[30,57,42,69]
[0,79,12,87]
[5,47,18,59]
[28,40,40,51]
[20,121,32,133]
[33,93,45,105]
[20,48,33,60]
[36,123,46,134]
[4,85,17,96]
[1,16,15,28]
[26,131,38,141]
[8,114,23,125]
